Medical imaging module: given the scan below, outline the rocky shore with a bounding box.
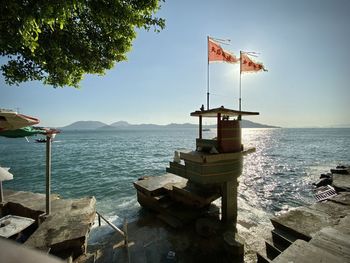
[257,165,350,262]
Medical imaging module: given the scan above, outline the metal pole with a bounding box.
[207,36,210,110]
[238,51,242,120]
[46,135,51,215]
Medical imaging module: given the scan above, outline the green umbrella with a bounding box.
[0,126,47,138]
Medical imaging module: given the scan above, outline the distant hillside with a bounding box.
[63,120,279,130]
[110,121,130,127]
[241,120,278,128]
[61,121,107,130]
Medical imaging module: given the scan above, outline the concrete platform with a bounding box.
[1,190,96,259]
[77,214,245,263]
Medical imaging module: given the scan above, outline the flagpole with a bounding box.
[239,51,242,120]
[207,36,210,110]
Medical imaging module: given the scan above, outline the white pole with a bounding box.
[46,135,51,215]
[239,51,242,120]
[207,36,210,110]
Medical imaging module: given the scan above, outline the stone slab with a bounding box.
[311,199,350,218]
[310,227,350,261]
[25,196,96,258]
[329,192,350,206]
[332,173,350,191]
[270,207,337,240]
[133,173,187,197]
[334,215,350,235]
[273,239,344,263]
[3,189,60,212]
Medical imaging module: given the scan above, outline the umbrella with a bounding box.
[0,126,47,138]
[0,110,39,131]
[0,167,14,203]
[0,167,13,181]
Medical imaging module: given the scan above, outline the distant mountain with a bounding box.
[110,121,130,127]
[165,123,196,129]
[241,120,278,128]
[61,121,108,130]
[63,120,279,130]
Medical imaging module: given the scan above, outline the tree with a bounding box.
[0,0,165,88]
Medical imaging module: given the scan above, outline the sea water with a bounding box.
[1,128,349,229]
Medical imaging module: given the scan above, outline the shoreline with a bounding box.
[1,164,349,262]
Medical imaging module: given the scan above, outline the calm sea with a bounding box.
[1,128,349,227]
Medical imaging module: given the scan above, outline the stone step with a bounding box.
[270,210,314,242]
[133,173,187,197]
[170,184,220,208]
[256,252,272,263]
[271,228,298,251]
[265,240,282,260]
[166,162,186,179]
[272,239,345,263]
[155,195,174,209]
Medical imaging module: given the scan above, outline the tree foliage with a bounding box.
[0,0,165,88]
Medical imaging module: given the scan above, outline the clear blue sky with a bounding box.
[1,0,350,128]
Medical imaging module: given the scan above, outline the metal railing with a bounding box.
[96,211,130,262]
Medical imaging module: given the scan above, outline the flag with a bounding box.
[208,37,239,63]
[240,52,267,73]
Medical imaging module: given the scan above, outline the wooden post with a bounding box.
[217,113,221,150]
[0,181,3,203]
[123,219,130,263]
[46,135,51,215]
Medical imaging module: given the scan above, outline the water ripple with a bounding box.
[1,128,349,221]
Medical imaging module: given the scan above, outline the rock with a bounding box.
[313,178,332,187]
[320,173,332,179]
[331,168,349,175]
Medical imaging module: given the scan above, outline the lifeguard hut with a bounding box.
[166,106,259,225]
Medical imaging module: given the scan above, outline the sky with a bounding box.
[1,0,350,128]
